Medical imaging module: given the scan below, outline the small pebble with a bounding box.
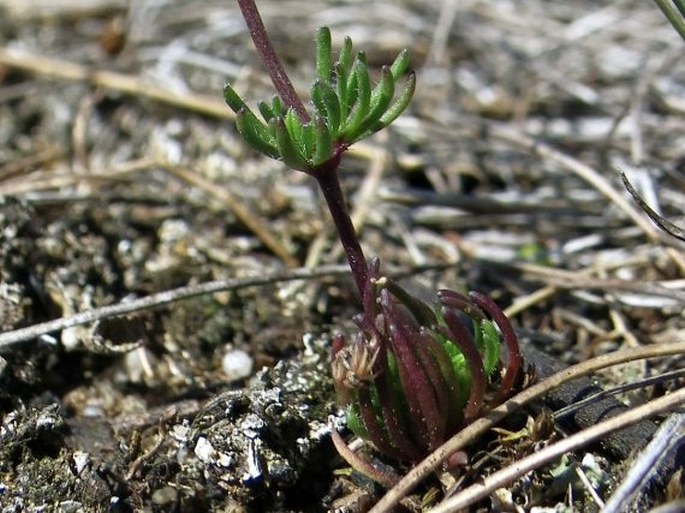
[72,451,90,476]
[222,349,253,382]
[194,436,216,464]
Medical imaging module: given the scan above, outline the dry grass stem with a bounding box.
[428,388,685,513]
[620,170,685,242]
[554,367,685,420]
[504,285,558,317]
[0,47,232,120]
[477,260,685,306]
[0,264,348,352]
[0,158,157,196]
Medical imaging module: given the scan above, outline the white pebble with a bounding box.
[222,349,253,382]
[194,436,216,464]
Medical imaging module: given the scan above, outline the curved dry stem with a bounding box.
[330,429,400,489]
[368,341,685,513]
[427,387,685,512]
[554,366,685,420]
[619,170,685,242]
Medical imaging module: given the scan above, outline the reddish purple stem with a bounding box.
[236,0,370,300]
[236,0,310,123]
[314,161,369,300]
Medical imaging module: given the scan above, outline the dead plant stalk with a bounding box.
[428,386,685,512]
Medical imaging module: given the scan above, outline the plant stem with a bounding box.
[314,158,369,299]
[653,0,685,41]
[235,1,369,297]
[236,0,311,122]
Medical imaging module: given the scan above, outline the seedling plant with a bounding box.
[225,0,522,483]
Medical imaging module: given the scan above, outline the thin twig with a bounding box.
[653,0,685,41]
[619,170,685,242]
[496,260,685,304]
[369,341,685,513]
[428,388,685,513]
[554,367,685,420]
[330,429,400,489]
[0,264,348,353]
[0,145,63,182]
[504,285,558,317]
[125,412,173,480]
[0,158,156,196]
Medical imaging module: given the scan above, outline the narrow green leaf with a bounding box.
[284,108,305,147]
[313,117,333,166]
[316,27,332,83]
[370,66,395,109]
[258,99,275,123]
[346,52,366,96]
[335,37,354,119]
[442,338,470,408]
[342,56,371,140]
[261,96,285,125]
[271,118,308,171]
[480,321,501,377]
[389,49,410,80]
[312,80,342,136]
[348,65,394,141]
[271,96,284,118]
[347,405,369,440]
[335,62,349,121]
[302,122,316,161]
[235,109,279,160]
[377,70,416,127]
[338,36,353,72]
[267,117,278,141]
[344,73,359,123]
[223,83,249,114]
